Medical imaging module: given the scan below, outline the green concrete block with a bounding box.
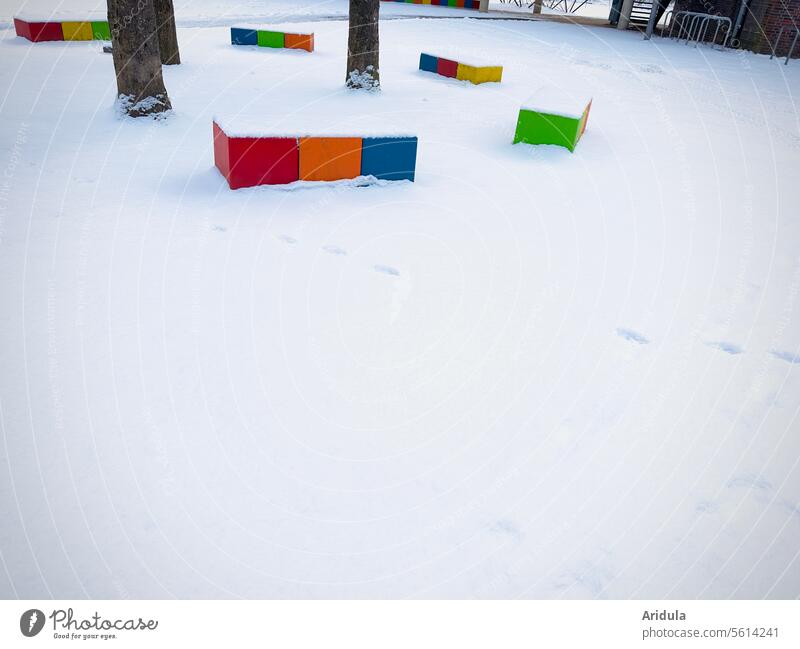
[91,21,110,40]
[257,30,284,48]
[514,109,581,151]
[448,0,458,5]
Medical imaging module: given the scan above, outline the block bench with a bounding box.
[381,0,488,9]
[513,87,592,152]
[14,16,110,42]
[230,26,314,52]
[213,119,417,189]
[419,53,502,84]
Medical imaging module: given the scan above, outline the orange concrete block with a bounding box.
[299,137,362,181]
[284,32,314,52]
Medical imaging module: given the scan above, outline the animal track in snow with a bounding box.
[771,350,800,364]
[277,234,297,244]
[373,264,400,276]
[706,341,743,355]
[322,245,347,256]
[615,328,649,345]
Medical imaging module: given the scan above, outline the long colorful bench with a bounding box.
[14,16,110,42]
[213,119,417,189]
[230,26,314,52]
[419,53,502,84]
[381,0,487,9]
[513,87,592,152]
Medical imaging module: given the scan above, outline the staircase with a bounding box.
[630,0,655,26]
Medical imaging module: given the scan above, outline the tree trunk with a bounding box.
[153,0,180,65]
[533,0,543,14]
[346,0,380,90]
[107,0,172,117]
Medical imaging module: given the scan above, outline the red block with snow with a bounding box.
[437,57,458,78]
[213,122,299,189]
[14,18,64,42]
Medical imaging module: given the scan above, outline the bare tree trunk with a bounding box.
[107,0,172,117]
[346,0,380,90]
[153,0,180,65]
[533,0,543,14]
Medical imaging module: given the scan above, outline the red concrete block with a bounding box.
[455,0,466,6]
[284,32,314,52]
[437,57,458,78]
[213,122,299,189]
[14,18,64,42]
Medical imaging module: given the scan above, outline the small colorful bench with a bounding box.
[213,119,417,189]
[230,26,314,52]
[381,0,487,9]
[14,16,110,42]
[513,87,592,152]
[419,53,502,84]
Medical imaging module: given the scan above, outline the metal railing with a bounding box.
[667,11,732,49]
[769,25,799,65]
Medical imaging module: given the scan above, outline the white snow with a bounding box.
[1,2,800,601]
[521,85,591,119]
[232,24,314,36]
[214,114,415,139]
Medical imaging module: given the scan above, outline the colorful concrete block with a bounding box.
[213,120,418,188]
[14,19,64,42]
[62,21,93,41]
[513,88,592,152]
[231,27,258,45]
[419,52,438,74]
[381,0,480,7]
[231,26,314,52]
[299,137,363,182]
[213,122,299,189]
[258,30,284,48]
[420,53,502,84]
[284,32,314,52]
[437,57,458,78]
[14,17,111,42]
[91,21,111,40]
[361,137,418,182]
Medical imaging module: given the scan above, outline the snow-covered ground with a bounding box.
[1,2,799,599]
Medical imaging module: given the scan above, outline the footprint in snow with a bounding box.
[277,234,297,244]
[212,224,227,232]
[771,350,800,365]
[706,341,743,355]
[615,328,649,345]
[322,245,347,256]
[374,264,400,277]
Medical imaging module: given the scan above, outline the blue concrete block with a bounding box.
[361,137,418,182]
[419,53,438,74]
[231,27,258,46]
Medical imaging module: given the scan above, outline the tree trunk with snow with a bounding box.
[153,0,181,65]
[346,0,380,90]
[107,0,172,117]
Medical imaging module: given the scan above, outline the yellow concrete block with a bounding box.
[456,63,477,83]
[422,0,432,3]
[62,21,93,40]
[472,65,503,84]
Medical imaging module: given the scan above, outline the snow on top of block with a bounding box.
[231,24,313,36]
[422,51,500,69]
[14,12,107,22]
[520,86,591,120]
[213,114,416,139]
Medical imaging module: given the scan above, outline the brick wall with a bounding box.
[670,0,799,56]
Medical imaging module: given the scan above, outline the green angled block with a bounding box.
[513,90,591,152]
[257,30,284,48]
[91,21,110,40]
[513,110,581,151]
